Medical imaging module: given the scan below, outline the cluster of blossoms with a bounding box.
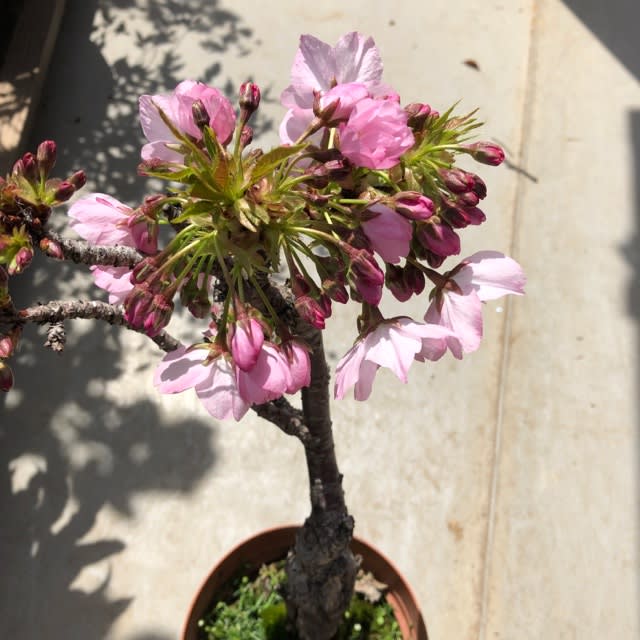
[0,32,524,416]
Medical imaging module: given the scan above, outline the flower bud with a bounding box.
[12,158,25,177]
[455,191,480,207]
[404,102,431,130]
[0,361,14,392]
[240,125,254,148]
[191,99,210,130]
[322,278,349,304]
[295,295,327,329]
[404,261,425,296]
[143,294,174,337]
[36,140,57,177]
[348,248,384,305]
[415,217,460,258]
[0,326,21,358]
[67,170,87,191]
[238,81,261,119]
[393,192,434,220]
[53,181,75,203]
[39,237,65,259]
[21,153,39,182]
[439,168,474,193]
[442,205,486,229]
[464,141,505,166]
[8,245,34,275]
[385,264,412,302]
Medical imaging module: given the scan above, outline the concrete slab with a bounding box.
[482,1,640,638]
[1,1,637,639]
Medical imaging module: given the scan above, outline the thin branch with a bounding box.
[0,299,180,352]
[37,229,144,267]
[253,396,310,444]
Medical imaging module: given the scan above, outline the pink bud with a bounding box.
[8,246,34,275]
[238,82,261,117]
[322,279,349,304]
[37,140,57,176]
[393,192,434,220]
[53,181,75,203]
[295,295,327,329]
[21,153,38,182]
[191,99,210,130]
[416,218,461,258]
[143,294,174,337]
[464,142,505,166]
[0,361,14,392]
[438,168,475,193]
[67,170,87,190]
[443,205,486,229]
[385,264,412,302]
[348,249,384,305]
[39,237,64,259]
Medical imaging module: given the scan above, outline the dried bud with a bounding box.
[238,82,261,119]
[191,99,210,130]
[39,237,65,259]
[36,140,57,176]
[0,361,14,392]
[404,102,432,130]
[464,141,505,166]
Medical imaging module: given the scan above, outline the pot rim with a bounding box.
[181,523,428,640]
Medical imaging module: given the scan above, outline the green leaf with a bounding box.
[248,144,306,184]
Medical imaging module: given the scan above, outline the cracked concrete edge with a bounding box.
[0,0,67,173]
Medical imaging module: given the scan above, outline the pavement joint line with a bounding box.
[477,2,541,639]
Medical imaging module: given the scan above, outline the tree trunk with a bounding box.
[286,323,358,640]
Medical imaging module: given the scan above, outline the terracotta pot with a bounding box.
[181,525,428,640]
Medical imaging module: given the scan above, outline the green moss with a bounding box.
[197,561,402,640]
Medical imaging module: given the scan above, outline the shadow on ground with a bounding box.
[1,0,264,637]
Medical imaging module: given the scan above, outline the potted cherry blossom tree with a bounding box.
[0,32,524,640]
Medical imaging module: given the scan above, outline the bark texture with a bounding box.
[285,323,358,640]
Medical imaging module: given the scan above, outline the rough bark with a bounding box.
[285,323,358,640]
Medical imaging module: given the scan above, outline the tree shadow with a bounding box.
[1,0,263,637]
[561,0,639,82]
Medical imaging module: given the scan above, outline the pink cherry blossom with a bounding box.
[361,203,412,264]
[279,32,384,145]
[281,32,383,111]
[236,341,306,405]
[338,98,414,169]
[69,194,158,303]
[424,251,526,356]
[91,266,135,304]
[230,317,265,371]
[317,82,370,122]
[334,318,457,401]
[154,345,250,421]
[69,194,136,247]
[139,80,236,162]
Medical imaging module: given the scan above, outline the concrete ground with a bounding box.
[1,0,639,638]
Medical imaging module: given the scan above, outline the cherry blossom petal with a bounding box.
[284,341,311,393]
[334,340,366,400]
[196,358,250,421]
[90,266,134,304]
[353,359,379,401]
[333,32,383,86]
[361,204,412,264]
[236,343,292,404]
[68,194,134,246]
[363,325,419,383]
[231,318,265,371]
[453,251,526,301]
[425,290,483,356]
[153,346,211,393]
